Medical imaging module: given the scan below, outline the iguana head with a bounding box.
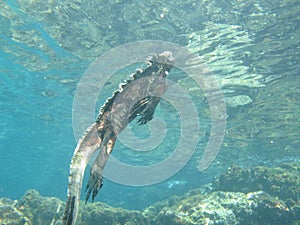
[147,51,174,77]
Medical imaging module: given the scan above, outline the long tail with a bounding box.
[62,123,102,225]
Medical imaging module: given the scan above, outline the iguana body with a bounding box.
[63,51,174,225]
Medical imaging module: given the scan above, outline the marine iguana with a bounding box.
[63,51,174,225]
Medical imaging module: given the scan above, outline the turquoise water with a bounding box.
[1,0,299,212]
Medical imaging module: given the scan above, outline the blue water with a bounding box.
[1,0,299,211]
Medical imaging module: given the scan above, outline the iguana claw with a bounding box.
[85,171,103,203]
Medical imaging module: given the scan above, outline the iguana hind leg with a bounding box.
[85,135,116,202]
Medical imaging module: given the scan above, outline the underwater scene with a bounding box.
[0,0,299,224]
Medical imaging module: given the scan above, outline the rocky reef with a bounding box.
[215,162,300,203]
[0,198,30,225]
[1,162,299,225]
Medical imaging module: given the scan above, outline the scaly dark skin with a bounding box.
[63,51,174,225]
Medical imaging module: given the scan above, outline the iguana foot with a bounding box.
[85,169,103,203]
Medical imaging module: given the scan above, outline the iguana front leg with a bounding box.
[137,96,161,124]
[85,134,116,202]
[129,96,162,124]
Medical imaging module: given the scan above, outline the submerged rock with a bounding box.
[15,190,63,225]
[77,202,149,225]
[225,95,253,108]
[147,162,300,225]
[1,190,149,225]
[148,190,295,225]
[0,198,31,225]
[215,162,300,202]
[0,163,299,224]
